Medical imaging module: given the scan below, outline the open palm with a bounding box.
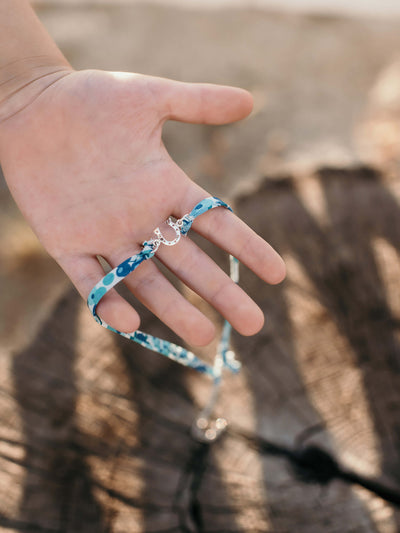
[0,69,285,346]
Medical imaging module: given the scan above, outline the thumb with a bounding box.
[158,78,254,125]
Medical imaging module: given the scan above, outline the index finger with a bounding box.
[180,186,286,285]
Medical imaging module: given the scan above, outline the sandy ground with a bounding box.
[32,0,400,18]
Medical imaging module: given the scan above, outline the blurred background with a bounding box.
[1,0,400,531]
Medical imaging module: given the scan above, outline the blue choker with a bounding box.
[88,197,241,441]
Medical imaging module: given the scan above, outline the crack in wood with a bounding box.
[173,442,211,533]
[229,425,400,507]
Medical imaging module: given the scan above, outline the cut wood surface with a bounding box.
[1,166,400,531]
[2,3,400,532]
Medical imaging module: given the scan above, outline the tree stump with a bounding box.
[1,165,400,531]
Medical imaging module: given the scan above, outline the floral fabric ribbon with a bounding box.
[88,197,241,440]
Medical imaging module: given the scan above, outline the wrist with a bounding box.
[0,56,73,124]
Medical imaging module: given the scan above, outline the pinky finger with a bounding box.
[58,254,140,333]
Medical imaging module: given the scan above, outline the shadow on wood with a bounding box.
[2,165,400,531]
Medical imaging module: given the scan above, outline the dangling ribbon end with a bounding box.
[223,349,241,374]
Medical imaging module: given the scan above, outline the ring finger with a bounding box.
[106,249,216,346]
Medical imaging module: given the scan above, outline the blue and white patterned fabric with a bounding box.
[87,196,241,381]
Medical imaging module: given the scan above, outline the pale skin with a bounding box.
[0,1,286,347]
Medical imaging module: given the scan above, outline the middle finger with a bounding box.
[155,235,264,336]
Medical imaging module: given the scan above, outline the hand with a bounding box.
[0,69,285,346]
